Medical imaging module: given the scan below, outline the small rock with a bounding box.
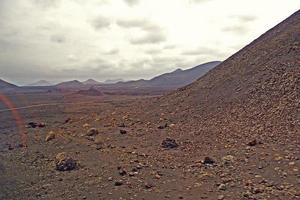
[218,184,226,191]
[217,195,225,200]
[120,129,127,134]
[144,182,154,189]
[252,187,263,194]
[247,139,258,146]
[118,123,126,127]
[158,123,168,129]
[203,157,215,165]
[155,174,161,179]
[86,128,99,136]
[82,123,90,128]
[64,118,71,124]
[289,162,295,166]
[161,138,178,149]
[119,169,127,176]
[38,123,46,128]
[128,172,135,176]
[114,180,123,186]
[95,145,102,150]
[45,131,55,142]
[8,144,14,150]
[27,122,38,128]
[54,152,77,171]
[222,155,235,165]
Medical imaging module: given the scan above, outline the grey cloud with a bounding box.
[151,56,184,65]
[104,49,119,55]
[116,19,161,32]
[32,0,61,9]
[129,59,152,69]
[182,47,227,57]
[145,49,162,55]
[231,15,257,22]
[221,25,248,34]
[163,44,176,50]
[50,35,66,43]
[124,0,139,6]
[91,16,111,30]
[116,19,146,28]
[130,32,166,45]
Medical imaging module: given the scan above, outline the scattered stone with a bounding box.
[64,118,71,124]
[26,122,38,128]
[289,162,295,166]
[118,123,126,127]
[17,143,25,148]
[161,138,178,149]
[8,144,14,150]
[218,184,227,191]
[155,174,161,179]
[82,123,90,128]
[247,139,258,146]
[26,122,46,128]
[45,131,55,142]
[119,169,127,176]
[114,180,123,186]
[252,187,263,194]
[158,123,168,129]
[55,152,77,171]
[222,155,235,165]
[169,123,175,128]
[203,157,215,165]
[86,128,99,136]
[95,145,102,150]
[217,195,225,200]
[128,172,136,176]
[120,129,127,134]
[144,182,154,189]
[38,123,46,128]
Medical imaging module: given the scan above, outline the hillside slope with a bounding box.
[0,79,19,92]
[158,10,299,141]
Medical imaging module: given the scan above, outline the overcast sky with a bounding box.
[0,0,299,85]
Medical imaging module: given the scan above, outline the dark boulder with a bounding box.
[161,138,178,149]
[55,152,77,171]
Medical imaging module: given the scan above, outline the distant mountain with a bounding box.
[55,80,85,90]
[83,79,101,85]
[29,80,52,86]
[104,79,124,84]
[111,61,221,89]
[76,87,103,96]
[0,79,19,92]
[149,61,221,88]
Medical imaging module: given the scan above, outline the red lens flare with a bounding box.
[0,93,27,147]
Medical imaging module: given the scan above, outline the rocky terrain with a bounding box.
[0,10,299,200]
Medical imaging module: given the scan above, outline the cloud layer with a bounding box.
[0,0,299,85]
